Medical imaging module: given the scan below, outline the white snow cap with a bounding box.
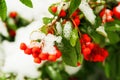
[30,31,46,40]
[79,0,96,24]
[30,31,62,55]
[96,25,107,37]
[42,33,62,54]
[63,21,73,39]
[56,22,62,35]
[57,1,70,14]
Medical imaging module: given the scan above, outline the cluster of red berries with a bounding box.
[20,43,62,64]
[71,9,81,27]
[100,3,120,23]
[51,5,66,17]
[80,34,108,62]
[50,5,80,27]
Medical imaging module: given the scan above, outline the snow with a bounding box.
[63,21,73,39]
[56,22,62,35]
[42,33,62,54]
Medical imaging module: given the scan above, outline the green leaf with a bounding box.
[45,66,62,80]
[43,17,52,25]
[15,16,31,27]
[58,38,78,67]
[75,39,83,64]
[70,28,78,47]
[104,20,120,31]
[105,24,120,31]
[104,63,110,78]
[40,25,48,34]
[69,0,81,16]
[20,0,33,8]
[107,31,120,44]
[0,0,7,21]
[90,31,105,45]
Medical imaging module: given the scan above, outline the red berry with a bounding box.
[34,57,41,63]
[32,47,41,54]
[20,43,27,50]
[56,50,62,58]
[87,43,94,50]
[82,48,91,55]
[113,4,120,19]
[59,10,66,17]
[32,53,39,58]
[74,16,80,26]
[51,6,57,13]
[82,34,91,42]
[81,44,86,50]
[77,62,81,66]
[24,48,32,55]
[9,12,17,18]
[72,11,78,17]
[9,30,16,37]
[100,8,106,17]
[48,54,57,62]
[39,53,48,60]
[100,8,114,23]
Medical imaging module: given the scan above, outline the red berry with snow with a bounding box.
[113,3,120,19]
[100,8,114,23]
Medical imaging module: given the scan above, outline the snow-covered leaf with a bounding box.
[55,22,62,35]
[79,0,96,24]
[96,25,107,37]
[63,21,73,39]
